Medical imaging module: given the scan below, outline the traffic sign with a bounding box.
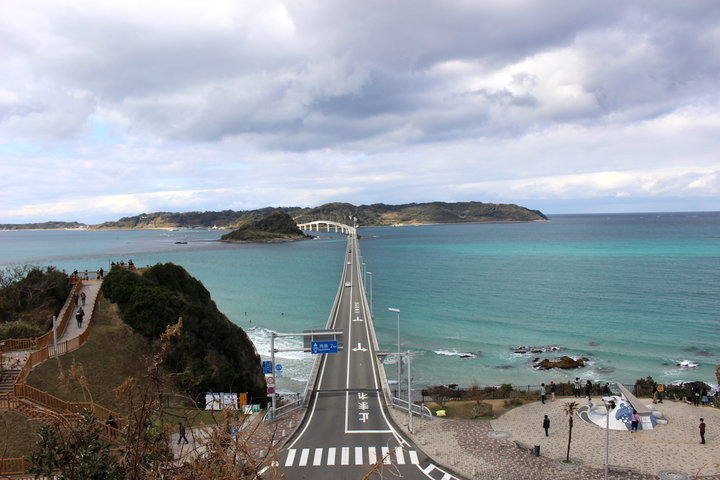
[262,361,272,374]
[311,340,338,354]
[266,377,275,385]
[267,386,275,395]
[275,364,283,371]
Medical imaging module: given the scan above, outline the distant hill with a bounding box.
[0,221,86,230]
[93,201,547,229]
[220,211,311,242]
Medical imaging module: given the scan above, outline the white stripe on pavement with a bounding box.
[313,448,323,466]
[341,447,350,465]
[381,446,391,464]
[354,446,363,465]
[367,446,377,465]
[284,449,296,467]
[395,446,405,464]
[327,447,336,466]
[409,450,420,465]
[298,448,310,467]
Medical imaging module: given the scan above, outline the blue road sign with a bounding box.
[311,340,338,354]
[262,361,272,374]
[276,364,283,371]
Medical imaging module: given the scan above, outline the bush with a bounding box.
[0,320,44,340]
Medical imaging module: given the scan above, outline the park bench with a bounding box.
[608,464,637,475]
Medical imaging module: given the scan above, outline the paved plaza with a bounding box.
[390,397,720,480]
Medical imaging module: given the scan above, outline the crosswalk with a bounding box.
[284,446,420,467]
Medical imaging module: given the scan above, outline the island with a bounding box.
[220,211,312,243]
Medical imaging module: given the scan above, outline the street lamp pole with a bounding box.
[388,307,401,398]
[407,350,413,433]
[604,398,610,480]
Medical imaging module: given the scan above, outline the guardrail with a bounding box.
[390,396,432,418]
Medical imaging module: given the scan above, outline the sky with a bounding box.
[1,0,719,224]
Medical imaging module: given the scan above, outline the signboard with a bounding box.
[266,376,275,385]
[267,386,276,395]
[205,392,239,410]
[311,340,338,354]
[275,364,283,371]
[243,404,261,414]
[262,361,273,374]
[303,329,343,351]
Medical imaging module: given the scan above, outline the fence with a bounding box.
[0,457,31,476]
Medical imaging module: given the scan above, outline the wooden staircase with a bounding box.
[0,369,20,395]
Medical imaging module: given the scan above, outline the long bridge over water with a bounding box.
[268,220,460,479]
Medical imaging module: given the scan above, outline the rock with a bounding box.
[533,356,589,370]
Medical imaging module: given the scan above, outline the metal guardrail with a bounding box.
[390,396,432,418]
[264,397,305,422]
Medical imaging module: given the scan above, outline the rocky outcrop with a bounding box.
[533,356,589,370]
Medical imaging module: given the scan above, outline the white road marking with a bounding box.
[284,449,296,467]
[441,474,453,480]
[312,448,323,466]
[341,447,350,465]
[381,446,391,464]
[409,450,420,465]
[354,446,363,465]
[352,342,367,352]
[327,447,336,466]
[298,448,310,466]
[395,446,405,464]
[367,446,377,465]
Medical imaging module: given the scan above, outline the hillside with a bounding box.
[92,201,547,229]
[101,263,267,402]
[220,211,311,242]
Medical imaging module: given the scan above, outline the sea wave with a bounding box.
[247,326,310,360]
[434,349,481,359]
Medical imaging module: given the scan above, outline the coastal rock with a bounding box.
[512,345,563,355]
[533,356,589,370]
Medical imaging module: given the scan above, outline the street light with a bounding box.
[388,307,401,398]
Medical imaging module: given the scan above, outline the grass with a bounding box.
[26,297,154,413]
[0,411,42,458]
[424,398,529,419]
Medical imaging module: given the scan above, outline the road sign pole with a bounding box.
[270,331,276,419]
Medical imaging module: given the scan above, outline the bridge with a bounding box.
[297,220,356,236]
[270,230,461,479]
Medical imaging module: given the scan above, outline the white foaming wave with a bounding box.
[247,326,309,360]
[676,360,699,369]
[434,349,479,359]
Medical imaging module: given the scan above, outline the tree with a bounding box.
[562,401,579,463]
[30,413,124,480]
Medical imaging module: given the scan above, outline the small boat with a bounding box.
[175,241,188,244]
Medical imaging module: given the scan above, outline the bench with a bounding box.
[608,465,637,475]
[513,440,536,455]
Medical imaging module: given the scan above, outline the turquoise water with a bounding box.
[1,212,718,392]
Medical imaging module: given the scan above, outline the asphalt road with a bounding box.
[279,233,460,480]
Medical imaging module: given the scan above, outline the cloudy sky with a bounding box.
[1,0,719,223]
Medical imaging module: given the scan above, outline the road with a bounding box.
[279,233,460,479]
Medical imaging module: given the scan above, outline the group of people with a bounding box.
[110,259,135,270]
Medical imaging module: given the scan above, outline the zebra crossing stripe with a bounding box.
[298,448,310,466]
[284,449,296,467]
[381,446,391,464]
[313,448,323,466]
[367,447,377,465]
[441,474,453,480]
[395,446,405,464]
[283,447,420,467]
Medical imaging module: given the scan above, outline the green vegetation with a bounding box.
[0,266,71,339]
[102,263,266,402]
[90,201,547,230]
[220,211,310,242]
[0,221,86,230]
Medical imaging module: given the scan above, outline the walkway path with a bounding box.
[390,397,720,479]
[57,279,102,343]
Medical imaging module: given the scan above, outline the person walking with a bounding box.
[550,381,557,402]
[178,422,189,444]
[543,415,550,436]
[656,383,665,403]
[540,383,546,404]
[631,410,640,432]
[574,377,581,398]
[699,418,706,444]
[80,291,86,306]
[75,309,83,328]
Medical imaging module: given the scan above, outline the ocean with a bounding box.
[1,212,718,393]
